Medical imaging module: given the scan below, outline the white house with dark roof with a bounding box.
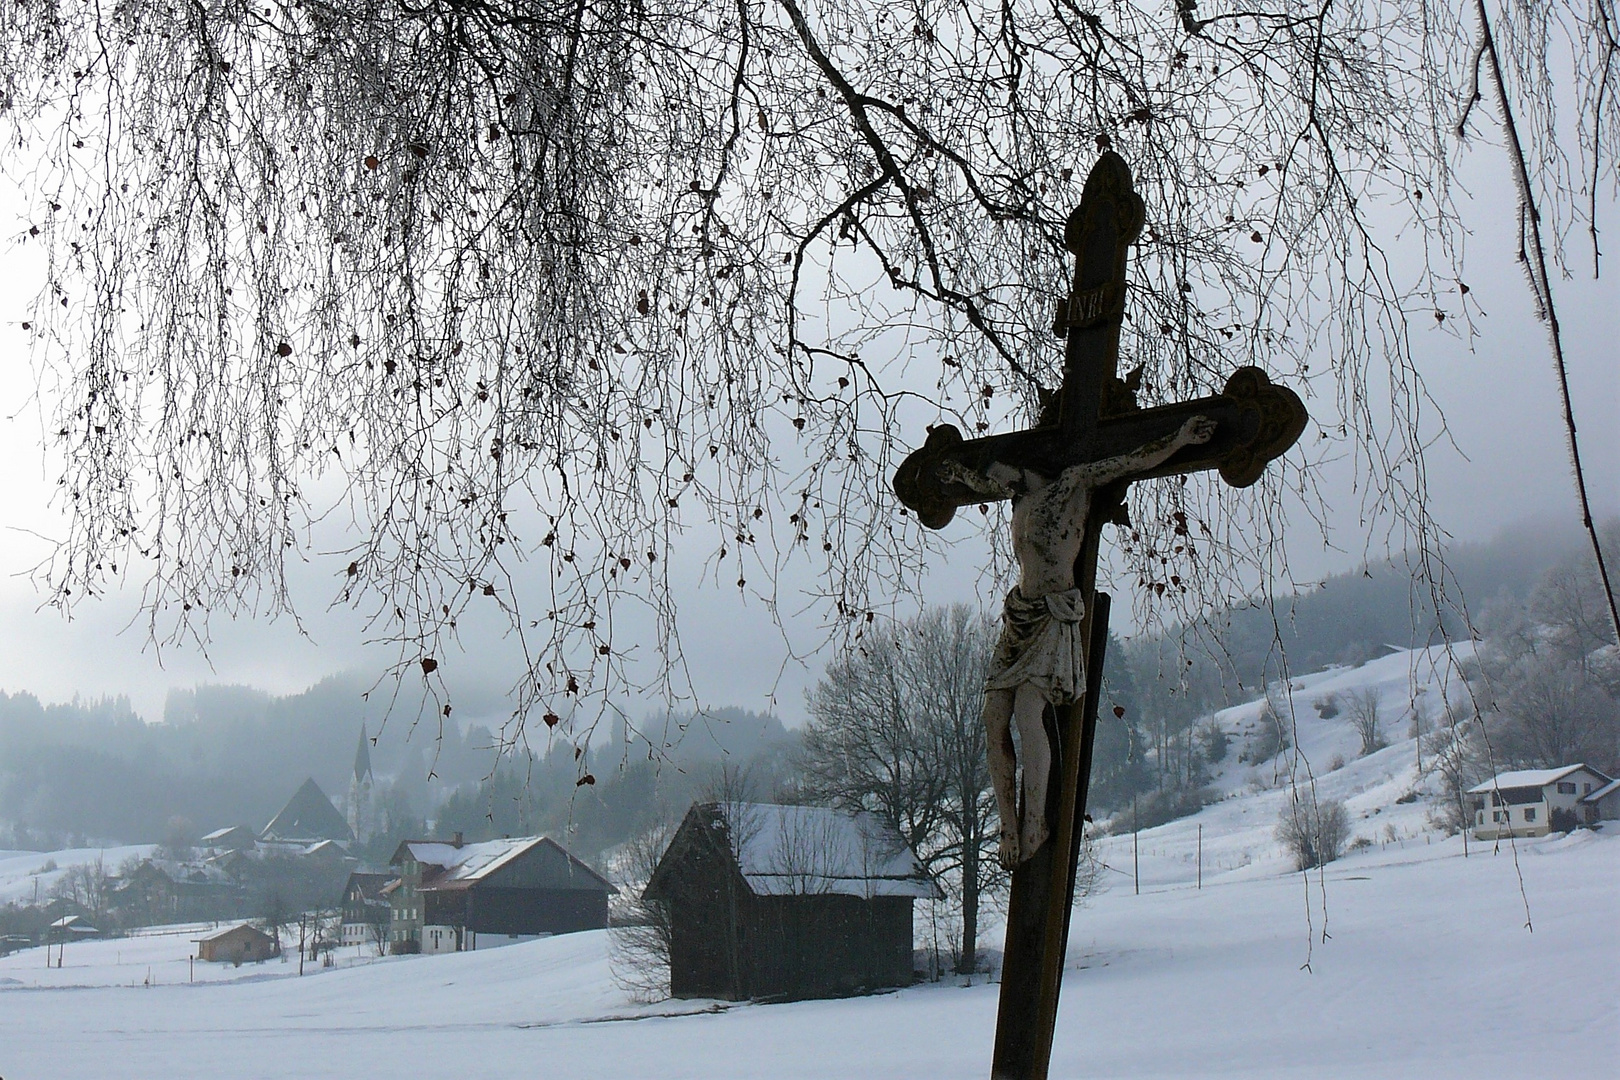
[1468,764,1614,839]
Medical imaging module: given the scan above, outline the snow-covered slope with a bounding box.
[0,828,1611,1078]
[1093,643,1476,887]
[0,844,153,906]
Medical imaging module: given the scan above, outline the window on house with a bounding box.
[1584,783,1592,794]
[1477,811,1484,824]
[1557,782,1576,794]
[1524,808,1536,822]
[1492,811,1502,822]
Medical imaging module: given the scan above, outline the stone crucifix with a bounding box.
[894,152,1307,1080]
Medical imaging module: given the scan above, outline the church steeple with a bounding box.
[354,724,374,785]
[351,725,370,786]
[348,724,375,842]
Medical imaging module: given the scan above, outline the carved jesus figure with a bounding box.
[943,414,1216,867]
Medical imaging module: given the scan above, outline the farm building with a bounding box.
[110,858,243,923]
[196,924,279,963]
[386,835,615,954]
[199,825,258,852]
[46,915,101,943]
[644,802,941,1002]
[1468,764,1615,839]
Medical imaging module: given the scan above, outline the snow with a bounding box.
[0,844,153,906]
[0,645,1613,1076]
[1468,765,1607,793]
[0,829,1611,1077]
[729,803,938,898]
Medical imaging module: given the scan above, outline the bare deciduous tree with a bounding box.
[1275,796,1351,871]
[608,817,679,1002]
[800,604,998,973]
[1345,688,1387,757]
[0,1,1614,754]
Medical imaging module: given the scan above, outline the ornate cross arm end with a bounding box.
[894,424,973,529]
[1215,367,1308,487]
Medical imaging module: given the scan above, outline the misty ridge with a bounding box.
[0,520,1603,856]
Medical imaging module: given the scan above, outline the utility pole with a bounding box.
[1133,800,1140,897]
[1197,823,1202,890]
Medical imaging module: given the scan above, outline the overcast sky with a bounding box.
[0,140,1613,731]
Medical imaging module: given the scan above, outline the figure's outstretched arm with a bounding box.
[1062,415,1215,492]
[937,458,1021,500]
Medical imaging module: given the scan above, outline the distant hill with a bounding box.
[1174,520,1592,690]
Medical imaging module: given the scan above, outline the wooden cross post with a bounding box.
[894,152,1307,1080]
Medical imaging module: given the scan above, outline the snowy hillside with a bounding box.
[0,844,153,906]
[1094,643,1476,887]
[1,643,1613,1078]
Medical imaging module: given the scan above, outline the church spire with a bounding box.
[354,724,374,785]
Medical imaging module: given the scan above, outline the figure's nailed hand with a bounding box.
[1180,415,1217,446]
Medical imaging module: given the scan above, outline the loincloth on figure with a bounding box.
[985,586,1086,706]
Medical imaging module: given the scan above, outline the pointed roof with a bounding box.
[1467,764,1612,794]
[262,778,354,843]
[648,802,942,901]
[390,836,616,894]
[354,725,374,785]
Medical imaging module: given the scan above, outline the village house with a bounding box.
[198,825,258,853]
[1468,764,1615,839]
[110,858,243,923]
[196,923,279,964]
[339,871,393,950]
[644,802,941,1002]
[386,834,614,954]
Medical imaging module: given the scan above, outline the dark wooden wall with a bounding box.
[466,886,608,935]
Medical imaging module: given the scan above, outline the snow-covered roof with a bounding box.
[1581,778,1620,803]
[398,837,537,882]
[725,803,941,899]
[194,923,272,945]
[395,836,613,892]
[1468,764,1610,793]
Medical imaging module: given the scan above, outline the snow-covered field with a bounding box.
[1,645,1614,1078]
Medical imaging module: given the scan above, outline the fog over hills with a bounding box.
[0,519,1606,851]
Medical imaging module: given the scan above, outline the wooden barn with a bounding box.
[196,923,279,963]
[387,835,615,953]
[644,802,941,1001]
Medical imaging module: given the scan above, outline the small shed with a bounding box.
[644,802,941,1002]
[47,915,101,943]
[196,923,279,964]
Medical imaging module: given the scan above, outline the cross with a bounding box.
[893,152,1307,1080]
